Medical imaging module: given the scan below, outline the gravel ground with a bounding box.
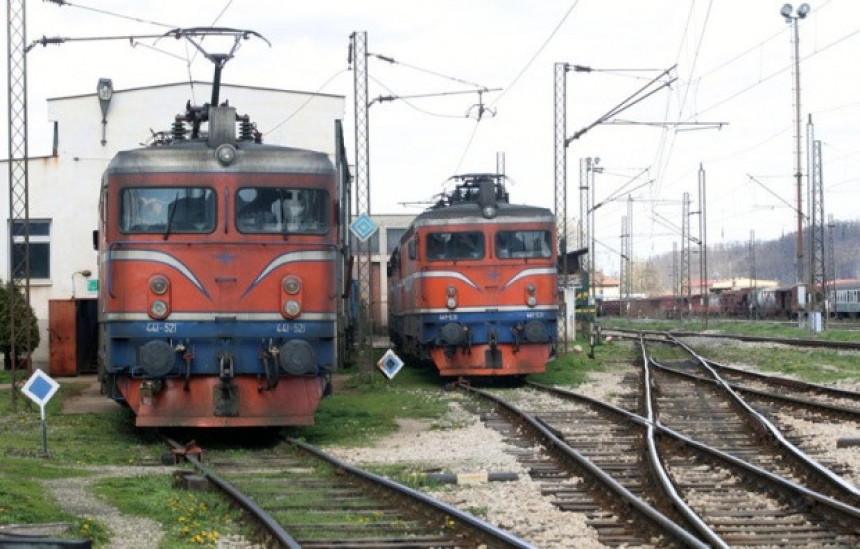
[42,466,174,549]
[328,397,607,548]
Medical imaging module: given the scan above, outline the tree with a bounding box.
[0,280,41,371]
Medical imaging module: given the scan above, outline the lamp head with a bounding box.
[797,3,810,18]
[780,3,793,21]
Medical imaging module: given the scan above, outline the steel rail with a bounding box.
[162,436,301,549]
[637,336,730,549]
[703,358,860,400]
[654,362,860,418]
[664,333,860,501]
[525,382,860,530]
[606,326,860,350]
[459,384,709,549]
[287,437,535,549]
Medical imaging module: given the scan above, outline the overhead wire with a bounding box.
[43,0,175,28]
[491,0,580,107]
[264,69,349,136]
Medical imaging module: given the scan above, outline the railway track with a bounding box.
[456,332,860,547]
[457,384,708,548]
[163,436,531,548]
[607,326,860,351]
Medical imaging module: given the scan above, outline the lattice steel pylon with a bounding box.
[680,192,691,319]
[827,214,836,314]
[698,164,708,328]
[350,31,373,379]
[6,0,33,409]
[619,214,629,320]
[809,138,825,321]
[553,62,568,350]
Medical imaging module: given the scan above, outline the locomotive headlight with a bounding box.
[446,285,457,297]
[284,299,301,318]
[150,299,169,319]
[482,206,497,219]
[150,276,169,295]
[526,283,537,307]
[446,297,457,309]
[283,276,302,295]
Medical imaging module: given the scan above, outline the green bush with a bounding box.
[0,280,40,370]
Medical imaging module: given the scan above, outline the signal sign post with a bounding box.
[21,370,60,455]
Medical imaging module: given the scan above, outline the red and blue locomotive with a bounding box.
[387,174,558,378]
[96,72,350,427]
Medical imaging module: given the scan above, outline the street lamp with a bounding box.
[780,3,810,324]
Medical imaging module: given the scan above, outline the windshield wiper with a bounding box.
[163,192,180,240]
[278,188,289,241]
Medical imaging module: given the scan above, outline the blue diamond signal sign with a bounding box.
[350,214,378,242]
[377,349,404,380]
[22,370,60,408]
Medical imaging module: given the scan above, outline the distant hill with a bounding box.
[633,219,860,292]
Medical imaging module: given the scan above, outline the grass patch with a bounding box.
[0,383,164,465]
[95,474,246,548]
[528,338,632,386]
[287,364,452,446]
[690,344,860,384]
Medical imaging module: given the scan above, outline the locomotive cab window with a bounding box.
[495,230,552,259]
[426,231,484,261]
[236,187,328,234]
[120,187,216,234]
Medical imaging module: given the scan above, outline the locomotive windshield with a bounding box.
[426,231,484,260]
[495,230,552,259]
[120,187,216,233]
[236,187,328,234]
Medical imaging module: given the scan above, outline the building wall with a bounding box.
[363,214,414,334]
[2,82,344,367]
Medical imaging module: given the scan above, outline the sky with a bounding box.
[5,0,860,277]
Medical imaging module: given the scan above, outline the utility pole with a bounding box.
[350,31,373,380]
[553,62,568,350]
[672,242,679,319]
[6,0,33,410]
[698,164,708,328]
[781,3,810,327]
[749,230,758,320]
[807,115,825,331]
[826,214,836,324]
[681,192,691,320]
[619,215,628,321]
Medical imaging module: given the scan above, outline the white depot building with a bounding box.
[2,81,344,370]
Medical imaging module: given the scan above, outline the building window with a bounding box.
[386,228,406,254]
[11,219,51,279]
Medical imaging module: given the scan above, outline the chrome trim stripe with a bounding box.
[112,249,209,298]
[399,270,480,292]
[501,267,558,290]
[102,311,336,322]
[244,249,337,296]
[394,305,558,315]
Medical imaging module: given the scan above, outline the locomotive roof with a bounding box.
[412,201,554,227]
[410,172,553,227]
[104,141,335,176]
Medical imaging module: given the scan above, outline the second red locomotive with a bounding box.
[387,174,558,378]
